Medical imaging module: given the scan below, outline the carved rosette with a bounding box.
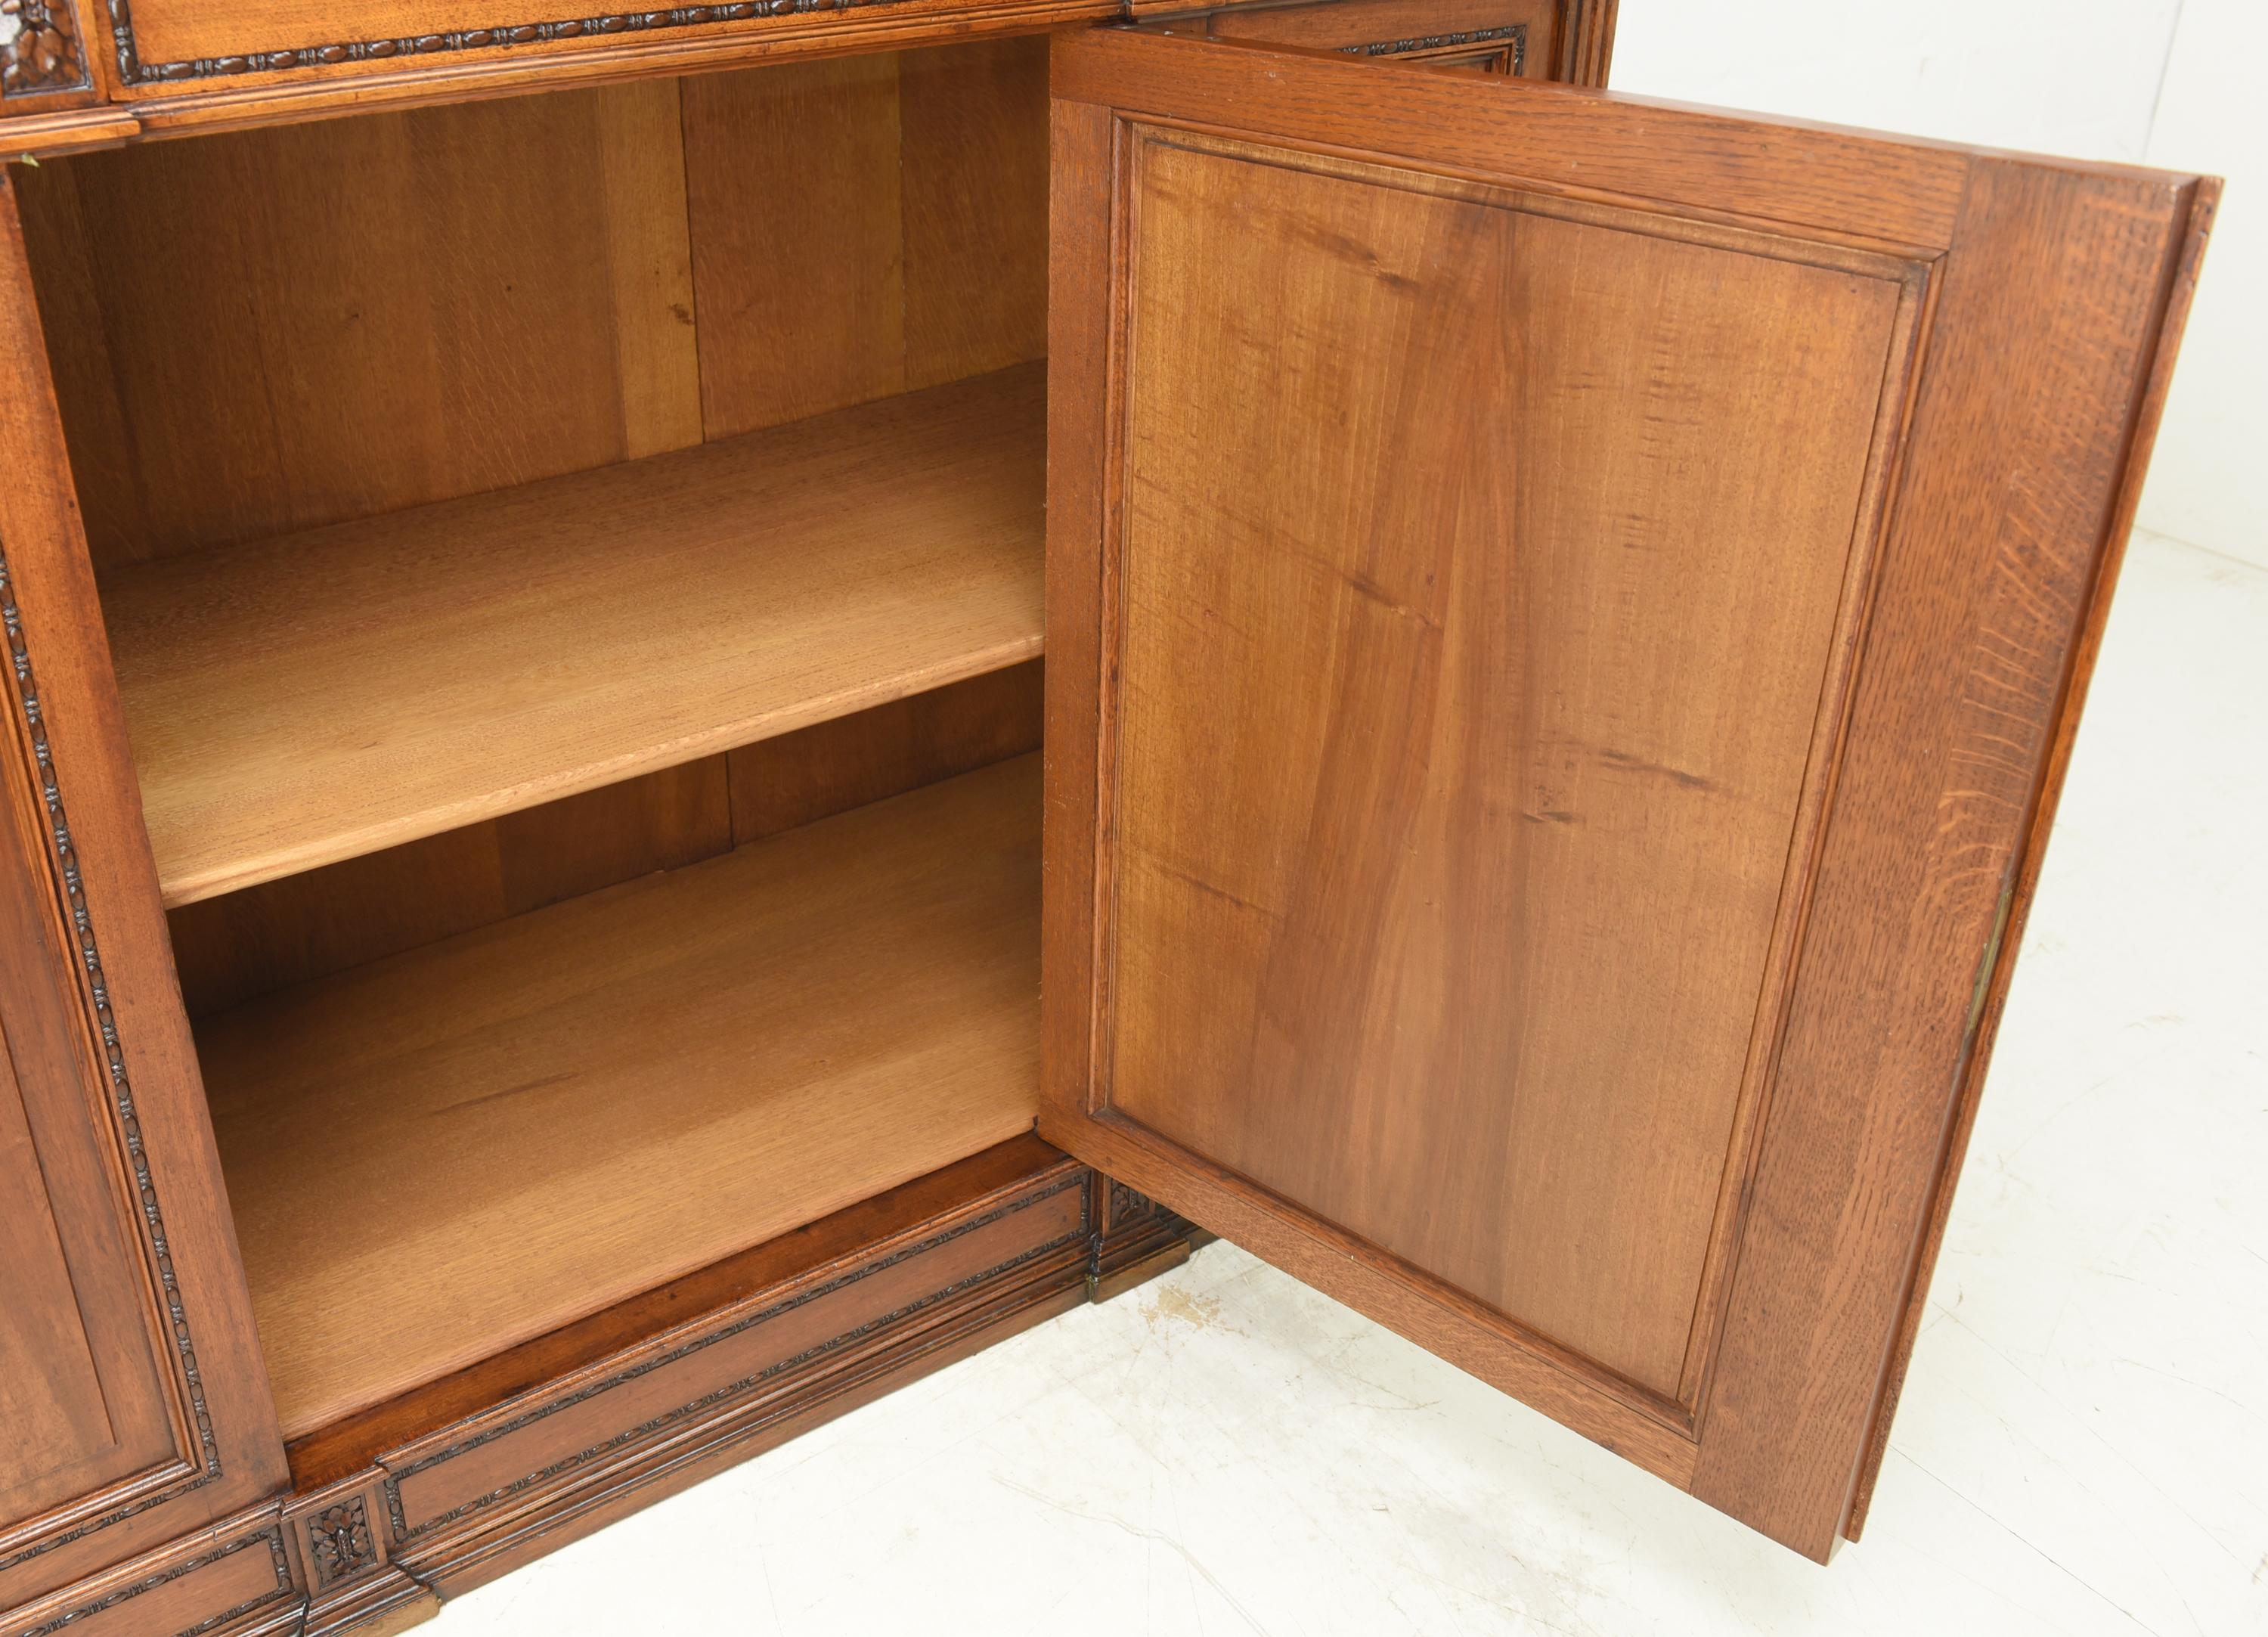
[0,0,88,95]
[305,1498,378,1589]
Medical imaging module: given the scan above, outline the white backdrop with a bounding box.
[1613,0,2266,570]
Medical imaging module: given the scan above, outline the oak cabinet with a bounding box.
[0,3,2217,1631]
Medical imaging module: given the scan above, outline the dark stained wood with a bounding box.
[1688,159,2220,1559]
[1041,29,2213,1560]
[0,170,288,1614]
[730,659,1043,842]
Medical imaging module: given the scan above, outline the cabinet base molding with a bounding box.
[4,1142,1194,1635]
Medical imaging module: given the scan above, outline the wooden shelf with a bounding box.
[101,364,1046,907]
[199,756,1041,1439]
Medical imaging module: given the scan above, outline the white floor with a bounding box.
[448,530,2268,1637]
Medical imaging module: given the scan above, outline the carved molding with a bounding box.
[382,1173,1090,1544]
[303,1499,376,1589]
[104,0,941,86]
[0,548,223,1573]
[1342,22,1526,68]
[0,0,88,95]
[16,1521,294,1637]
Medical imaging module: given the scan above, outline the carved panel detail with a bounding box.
[305,1498,376,1589]
[1342,22,1525,67]
[0,547,222,1572]
[104,0,939,85]
[381,1174,1090,1544]
[17,1522,294,1637]
[0,0,90,96]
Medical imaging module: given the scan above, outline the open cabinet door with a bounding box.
[1040,29,2214,1562]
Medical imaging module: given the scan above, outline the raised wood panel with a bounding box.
[1043,33,2211,1560]
[0,170,286,1609]
[0,1508,297,1637]
[16,79,702,569]
[0,1018,129,1528]
[1104,131,1913,1400]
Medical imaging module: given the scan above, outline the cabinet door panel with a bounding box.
[0,170,286,1614]
[1043,30,2213,1561]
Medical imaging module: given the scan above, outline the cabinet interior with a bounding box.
[14,39,1052,1440]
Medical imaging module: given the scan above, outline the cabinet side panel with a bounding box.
[0,170,287,1609]
[1690,160,2204,1561]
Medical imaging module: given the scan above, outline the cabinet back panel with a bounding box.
[683,37,1049,436]
[167,662,1043,1015]
[15,81,705,568]
[17,37,1049,570]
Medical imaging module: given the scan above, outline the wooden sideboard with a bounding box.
[0,2,2216,1631]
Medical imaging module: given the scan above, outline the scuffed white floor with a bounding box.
[448,531,2268,1636]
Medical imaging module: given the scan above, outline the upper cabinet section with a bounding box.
[0,0,1610,148]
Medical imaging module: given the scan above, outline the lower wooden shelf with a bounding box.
[199,755,1042,1440]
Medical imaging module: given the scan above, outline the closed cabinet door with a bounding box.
[0,172,287,1617]
[1040,30,2214,1562]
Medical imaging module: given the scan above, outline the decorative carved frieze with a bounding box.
[0,0,88,96]
[304,1498,377,1589]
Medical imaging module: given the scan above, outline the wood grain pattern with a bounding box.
[283,1133,1070,1488]
[17,79,702,569]
[1042,31,2211,1559]
[1194,0,1559,75]
[1687,158,2216,1560]
[900,36,1051,388]
[1053,29,1974,248]
[683,54,908,435]
[730,658,1043,842]
[163,760,733,1017]
[684,39,1047,436]
[1839,175,2220,1546]
[1105,131,1911,1398]
[0,170,287,1611]
[101,362,1045,907]
[201,755,1042,1437]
